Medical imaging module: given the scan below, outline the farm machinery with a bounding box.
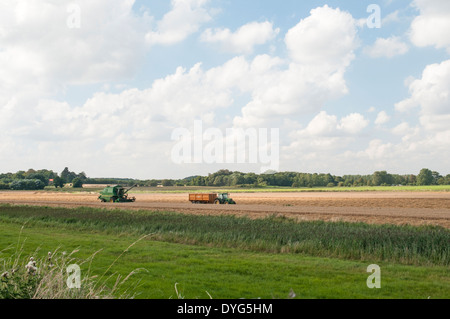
[98,185,136,203]
[189,193,236,205]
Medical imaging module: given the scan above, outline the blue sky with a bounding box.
[0,0,449,179]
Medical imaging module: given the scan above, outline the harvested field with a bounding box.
[0,191,449,228]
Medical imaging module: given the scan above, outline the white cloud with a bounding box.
[145,0,213,46]
[304,112,338,136]
[232,62,351,128]
[0,0,149,93]
[9,60,244,146]
[396,59,450,131]
[365,58,450,174]
[382,10,400,25]
[409,0,450,52]
[281,111,369,173]
[364,36,409,58]
[375,111,390,125]
[201,21,279,54]
[234,5,359,128]
[361,139,395,160]
[338,113,369,134]
[0,0,156,162]
[391,122,408,136]
[303,111,368,136]
[285,5,357,69]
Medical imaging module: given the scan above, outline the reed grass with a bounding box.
[0,204,448,266]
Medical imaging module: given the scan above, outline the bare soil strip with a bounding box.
[0,191,449,228]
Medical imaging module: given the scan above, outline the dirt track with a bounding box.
[0,191,449,228]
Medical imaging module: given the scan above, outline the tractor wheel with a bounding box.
[214,199,221,205]
[224,201,229,205]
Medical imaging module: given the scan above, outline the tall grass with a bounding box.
[0,226,149,299]
[0,204,448,266]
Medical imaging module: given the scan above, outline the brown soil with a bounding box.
[0,191,449,228]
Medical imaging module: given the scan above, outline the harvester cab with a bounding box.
[98,185,137,203]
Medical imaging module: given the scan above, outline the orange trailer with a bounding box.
[189,193,218,204]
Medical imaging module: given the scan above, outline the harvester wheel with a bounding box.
[110,198,115,203]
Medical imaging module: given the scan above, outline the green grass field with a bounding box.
[0,204,449,299]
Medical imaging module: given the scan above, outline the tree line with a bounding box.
[1,168,448,190]
[175,168,450,188]
[0,167,86,190]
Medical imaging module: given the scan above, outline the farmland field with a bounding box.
[0,189,449,228]
[0,189,449,299]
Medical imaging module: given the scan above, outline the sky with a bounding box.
[0,0,449,179]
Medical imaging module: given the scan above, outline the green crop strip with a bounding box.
[0,204,448,267]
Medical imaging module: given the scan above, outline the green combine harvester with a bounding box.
[98,185,136,203]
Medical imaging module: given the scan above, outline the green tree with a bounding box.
[77,172,88,181]
[61,167,77,183]
[162,179,174,187]
[230,173,245,186]
[10,179,45,190]
[0,182,9,190]
[27,173,49,186]
[417,168,433,186]
[407,174,417,185]
[148,180,159,187]
[13,171,26,180]
[372,171,393,186]
[53,176,64,188]
[213,176,225,186]
[432,171,442,185]
[72,178,83,188]
[61,167,71,183]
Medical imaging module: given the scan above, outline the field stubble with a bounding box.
[0,191,449,228]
